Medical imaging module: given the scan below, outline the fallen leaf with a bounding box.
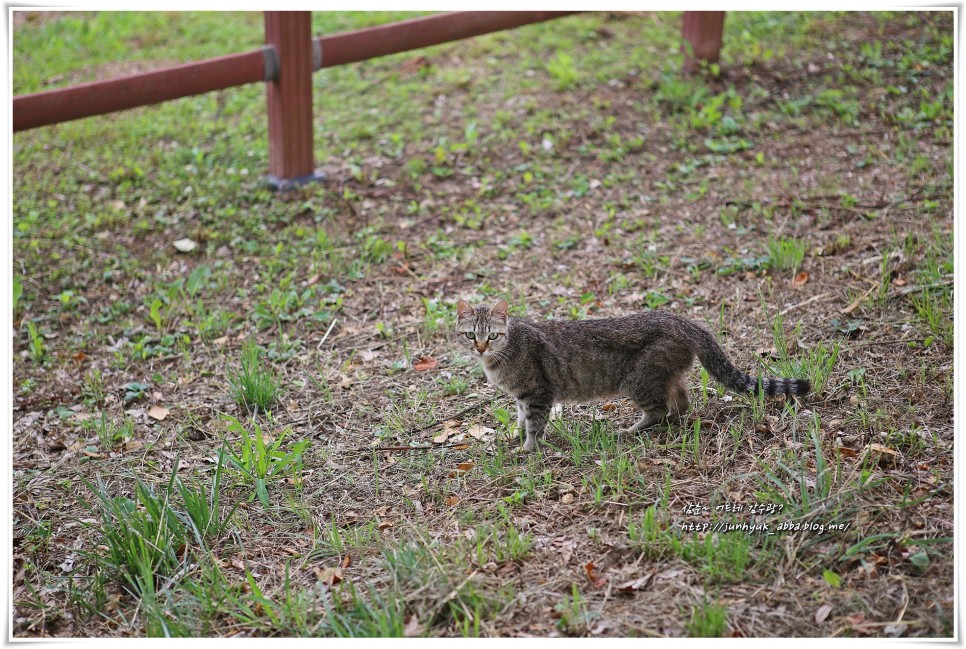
[341,555,352,569]
[840,285,876,314]
[815,603,833,623]
[122,440,144,453]
[403,614,423,637]
[584,561,606,588]
[616,572,656,594]
[601,402,617,411]
[434,431,451,444]
[792,271,809,287]
[444,496,460,506]
[212,335,229,346]
[81,449,105,458]
[467,425,494,439]
[836,446,859,458]
[891,276,907,287]
[399,56,430,74]
[864,443,900,466]
[457,461,475,472]
[173,238,197,253]
[148,405,170,421]
[314,566,342,586]
[413,356,439,372]
[72,352,87,363]
[561,493,575,504]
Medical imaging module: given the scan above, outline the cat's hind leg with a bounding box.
[624,373,688,434]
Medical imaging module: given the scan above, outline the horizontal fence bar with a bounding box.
[315,11,579,68]
[13,11,578,132]
[13,47,272,132]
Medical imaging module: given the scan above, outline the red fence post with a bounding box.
[264,11,322,190]
[681,11,726,74]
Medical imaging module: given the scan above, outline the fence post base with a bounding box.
[264,171,326,192]
[264,11,321,191]
[682,11,726,74]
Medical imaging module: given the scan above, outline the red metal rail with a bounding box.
[13,48,271,132]
[316,11,578,68]
[12,11,578,133]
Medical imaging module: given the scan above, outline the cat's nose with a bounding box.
[475,343,487,354]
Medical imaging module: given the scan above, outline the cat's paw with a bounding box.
[522,436,539,453]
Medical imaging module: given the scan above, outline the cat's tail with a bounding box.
[688,322,811,397]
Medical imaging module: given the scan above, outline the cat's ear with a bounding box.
[491,299,509,319]
[456,299,474,319]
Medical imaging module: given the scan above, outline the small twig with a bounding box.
[779,292,831,316]
[316,318,338,350]
[407,399,489,436]
[370,442,469,452]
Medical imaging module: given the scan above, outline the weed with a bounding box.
[25,320,46,363]
[555,584,594,636]
[228,340,280,413]
[223,415,309,507]
[766,235,807,273]
[687,600,729,637]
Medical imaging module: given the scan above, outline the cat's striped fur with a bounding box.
[456,299,810,452]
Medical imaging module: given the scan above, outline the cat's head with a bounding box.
[456,299,509,359]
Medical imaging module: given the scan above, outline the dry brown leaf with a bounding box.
[433,430,451,444]
[836,446,859,458]
[865,443,900,466]
[314,566,342,586]
[584,561,606,588]
[81,449,105,458]
[412,356,439,372]
[212,335,229,346]
[616,572,655,594]
[403,614,423,637]
[815,603,833,623]
[444,496,460,506]
[600,402,617,411]
[341,555,352,569]
[467,425,494,439]
[792,271,809,287]
[457,461,475,472]
[148,405,170,421]
[122,440,143,453]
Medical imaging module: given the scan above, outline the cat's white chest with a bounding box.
[482,358,507,390]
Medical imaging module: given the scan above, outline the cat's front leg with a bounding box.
[521,400,552,452]
[515,400,526,434]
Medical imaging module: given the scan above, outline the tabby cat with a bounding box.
[456,299,810,452]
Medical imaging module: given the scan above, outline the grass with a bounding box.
[228,340,281,413]
[12,10,953,639]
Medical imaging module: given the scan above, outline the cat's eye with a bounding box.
[464,332,476,340]
[488,333,499,340]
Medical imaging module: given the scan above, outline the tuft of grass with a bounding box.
[25,320,46,363]
[228,340,280,413]
[223,415,309,507]
[766,235,807,273]
[176,445,237,543]
[687,600,729,637]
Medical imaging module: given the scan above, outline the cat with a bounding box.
[456,299,810,452]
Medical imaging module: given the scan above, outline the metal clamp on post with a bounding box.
[262,45,280,81]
